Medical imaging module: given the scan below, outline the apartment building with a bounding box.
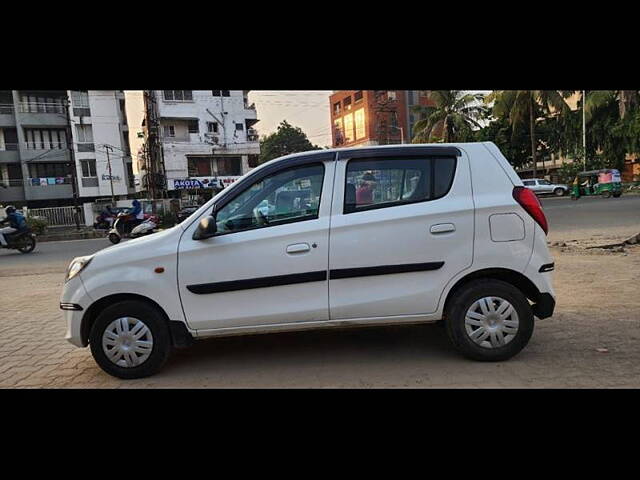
[0,90,134,207]
[329,90,433,148]
[144,90,260,200]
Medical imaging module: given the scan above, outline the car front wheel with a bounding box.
[89,300,172,379]
[445,279,535,362]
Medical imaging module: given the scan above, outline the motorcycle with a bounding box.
[108,212,158,244]
[1,228,36,254]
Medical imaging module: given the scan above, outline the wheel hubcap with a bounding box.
[464,297,519,349]
[102,317,153,368]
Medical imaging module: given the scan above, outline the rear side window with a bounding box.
[344,157,456,214]
[523,180,535,186]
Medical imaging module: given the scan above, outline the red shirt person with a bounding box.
[356,172,377,206]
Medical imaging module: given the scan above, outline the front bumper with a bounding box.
[60,275,93,348]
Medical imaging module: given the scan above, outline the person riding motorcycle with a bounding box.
[0,205,27,246]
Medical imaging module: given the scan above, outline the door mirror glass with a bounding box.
[193,215,217,240]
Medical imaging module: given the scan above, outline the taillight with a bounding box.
[512,186,549,235]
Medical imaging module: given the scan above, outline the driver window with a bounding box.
[215,163,325,234]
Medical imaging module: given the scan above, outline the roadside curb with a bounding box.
[37,231,106,243]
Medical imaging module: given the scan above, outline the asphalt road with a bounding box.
[541,194,640,241]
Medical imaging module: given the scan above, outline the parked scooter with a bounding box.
[108,212,158,244]
[0,228,36,254]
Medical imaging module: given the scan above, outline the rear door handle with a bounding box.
[430,223,456,234]
[286,243,311,254]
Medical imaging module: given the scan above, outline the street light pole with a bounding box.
[104,144,116,205]
[583,90,587,171]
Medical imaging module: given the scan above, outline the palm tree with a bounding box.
[410,91,486,144]
[585,90,638,120]
[485,91,571,177]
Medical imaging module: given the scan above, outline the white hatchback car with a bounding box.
[61,142,556,379]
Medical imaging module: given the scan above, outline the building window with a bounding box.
[207,122,218,133]
[222,90,230,97]
[334,118,344,145]
[354,91,363,103]
[188,157,212,177]
[235,123,244,131]
[212,90,221,96]
[216,156,242,176]
[343,96,352,111]
[28,162,71,179]
[343,113,354,143]
[24,128,67,149]
[80,159,97,177]
[187,120,199,134]
[333,102,341,115]
[163,90,193,102]
[164,125,175,137]
[354,108,366,140]
[75,124,93,143]
[387,91,397,101]
[212,91,231,97]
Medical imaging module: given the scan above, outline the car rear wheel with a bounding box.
[554,188,565,197]
[89,300,172,379]
[445,279,534,362]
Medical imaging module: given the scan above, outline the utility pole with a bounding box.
[104,144,116,205]
[582,90,587,171]
[64,96,81,230]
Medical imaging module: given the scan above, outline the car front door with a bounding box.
[177,154,335,331]
[328,147,474,320]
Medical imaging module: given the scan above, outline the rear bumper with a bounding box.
[532,293,555,320]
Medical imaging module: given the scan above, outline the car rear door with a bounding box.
[328,146,474,320]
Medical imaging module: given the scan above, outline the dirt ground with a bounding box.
[2,232,640,388]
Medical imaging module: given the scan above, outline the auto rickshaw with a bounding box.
[570,169,622,200]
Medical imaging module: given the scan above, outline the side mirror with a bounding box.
[193,215,217,240]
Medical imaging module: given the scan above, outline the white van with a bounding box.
[61,143,555,379]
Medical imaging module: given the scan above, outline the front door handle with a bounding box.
[430,223,456,234]
[286,243,311,254]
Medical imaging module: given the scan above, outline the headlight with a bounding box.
[65,255,93,283]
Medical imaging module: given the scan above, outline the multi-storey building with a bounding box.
[0,90,134,207]
[140,90,260,200]
[329,90,433,148]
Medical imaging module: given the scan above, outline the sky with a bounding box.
[248,90,333,147]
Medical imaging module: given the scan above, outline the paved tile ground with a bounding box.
[1,239,640,388]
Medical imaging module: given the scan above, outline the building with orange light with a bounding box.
[329,91,433,148]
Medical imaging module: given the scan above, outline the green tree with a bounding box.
[485,91,572,177]
[259,121,321,164]
[411,91,486,144]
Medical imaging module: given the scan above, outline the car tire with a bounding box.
[554,188,565,197]
[89,300,172,379]
[445,279,534,362]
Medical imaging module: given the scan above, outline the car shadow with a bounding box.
[165,322,456,375]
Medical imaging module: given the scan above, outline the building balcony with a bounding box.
[17,103,68,127]
[0,105,16,126]
[20,144,70,162]
[0,180,25,202]
[0,147,20,163]
[25,181,74,201]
